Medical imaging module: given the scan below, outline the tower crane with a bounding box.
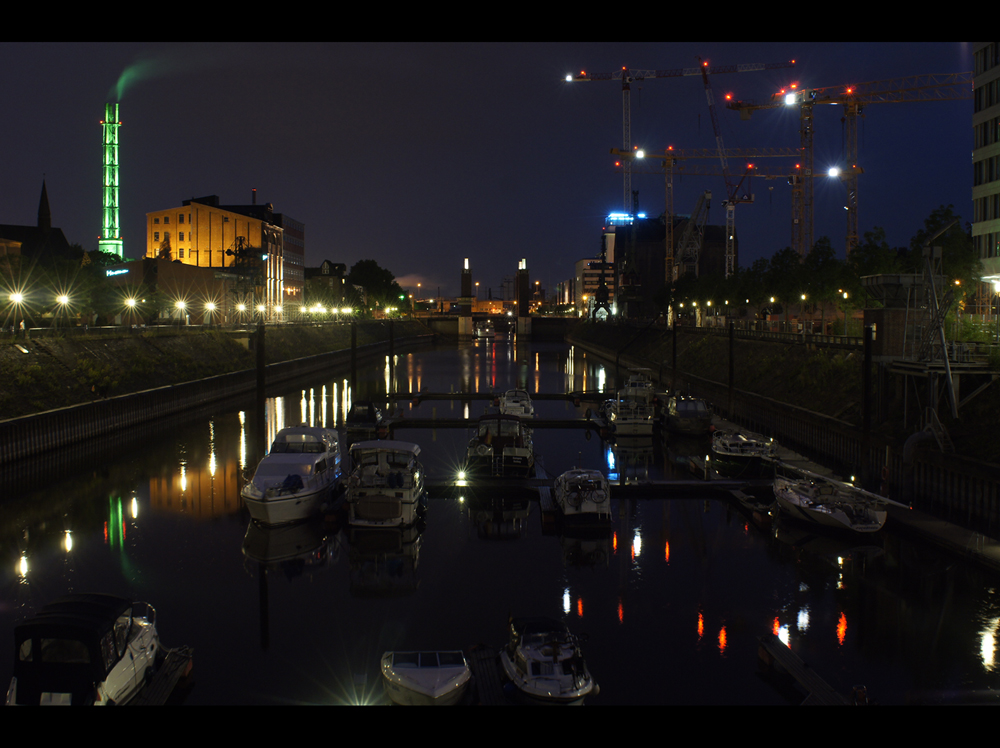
[727,72,973,257]
[567,59,795,213]
[612,147,799,281]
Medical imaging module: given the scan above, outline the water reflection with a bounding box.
[6,338,1000,704]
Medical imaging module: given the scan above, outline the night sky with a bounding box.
[1,42,974,298]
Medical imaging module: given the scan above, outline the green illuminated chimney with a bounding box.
[99,103,123,258]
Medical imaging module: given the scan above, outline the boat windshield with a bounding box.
[271,438,325,453]
[255,462,313,477]
[678,401,708,414]
[479,420,520,438]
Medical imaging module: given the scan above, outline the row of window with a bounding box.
[152,213,192,225]
[973,231,1000,258]
[975,77,1000,113]
[974,154,1000,186]
[973,115,1000,149]
[975,43,1000,76]
[974,193,1000,224]
[152,231,187,241]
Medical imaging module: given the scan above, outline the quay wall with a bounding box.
[567,322,1000,531]
[0,322,434,467]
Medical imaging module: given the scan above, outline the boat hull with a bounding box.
[348,491,424,527]
[380,652,470,706]
[499,649,592,706]
[242,485,335,526]
[774,484,886,533]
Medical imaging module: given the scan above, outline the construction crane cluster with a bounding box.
[569,61,973,282]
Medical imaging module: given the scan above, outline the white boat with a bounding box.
[710,429,778,478]
[8,594,160,706]
[772,465,888,533]
[554,469,611,523]
[242,426,343,525]
[474,320,495,338]
[380,650,471,706]
[499,388,535,418]
[621,368,656,402]
[499,617,596,705]
[465,412,534,477]
[603,396,655,435]
[346,440,426,528]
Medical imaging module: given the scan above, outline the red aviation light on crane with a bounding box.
[725,93,733,100]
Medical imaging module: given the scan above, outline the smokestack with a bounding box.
[252,188,256,205]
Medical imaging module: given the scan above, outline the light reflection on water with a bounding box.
[2,337,1000,704]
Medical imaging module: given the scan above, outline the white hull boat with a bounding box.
[772,466,888,533]
[710,429,778,478]
[499,617,596,705]
[346,440,426,528]
[603,397,655,435]
[554,469,612,523]
[499,389,534,418]
[8,594,161,706]
[242,426,342,525]
[381,650,471,706]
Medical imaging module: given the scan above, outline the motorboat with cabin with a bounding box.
[242,426,343,525]
[7,593,161,706]
[499,616,597,705]
[474,320,495,339]
[380,650,471,706]
[602,368,656,435]
[344,401,384,442]
[499,388,535,418]
[663,392,713,435]
[772,463,888,534]
[465,412,534,478]
[554,468,612,523]
[710,429,778,478]
[346,440,426,528]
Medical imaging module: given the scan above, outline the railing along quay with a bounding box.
[568,328,1000,533]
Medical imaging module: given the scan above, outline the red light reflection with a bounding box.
[837,612,847,645]
[718,626,727,654]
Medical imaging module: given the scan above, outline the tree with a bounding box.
[907,205,980,302]
[345,259,405,315]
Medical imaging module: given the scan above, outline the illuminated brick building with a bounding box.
[145,194,285,316]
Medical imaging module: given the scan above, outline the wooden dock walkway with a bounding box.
[466,645,510,705]
[128,645,194,706]
[757,634,848,705]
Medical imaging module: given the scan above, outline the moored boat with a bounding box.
[602,395,656,435]
[663,392,713,435]
[710,429,778,478]
[499,388,535,418]
[346,440,426,528]
[7,594,161,706]
[499,616,596,705]
[465,412,534,477]
[554,468,611,523]
[772,464,888,534]
[344,401,384,441]
[241,426,343,526]
[380,650,471,706]
[474,320,495,339]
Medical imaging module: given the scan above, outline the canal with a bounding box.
[3,334,1000,705]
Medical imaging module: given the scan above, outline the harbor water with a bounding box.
[3,335,1000,705]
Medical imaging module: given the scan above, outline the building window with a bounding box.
[154,217,159,224]
[164,216,170,224]
[154,232,159,241]
[178,214,184,224]
[179,232,184,241]
[179,248,184,258]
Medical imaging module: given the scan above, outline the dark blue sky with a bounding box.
[1,42,973,297]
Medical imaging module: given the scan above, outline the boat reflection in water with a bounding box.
[241,518,344,578]
[463,493,532,540]
[348,525,423,597]
[605,436,656,485]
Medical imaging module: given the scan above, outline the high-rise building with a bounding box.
[973,42,1000,302]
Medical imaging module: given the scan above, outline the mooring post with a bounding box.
[671,319,678,393]
[351,321,357,393]
[255,320,266,459]
[728,321,735,418]
[863,324,873,487]
[389,319,395,401]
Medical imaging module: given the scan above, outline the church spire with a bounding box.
[37,179,51,233]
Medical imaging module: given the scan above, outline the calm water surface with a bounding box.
[3,336,1000,705]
